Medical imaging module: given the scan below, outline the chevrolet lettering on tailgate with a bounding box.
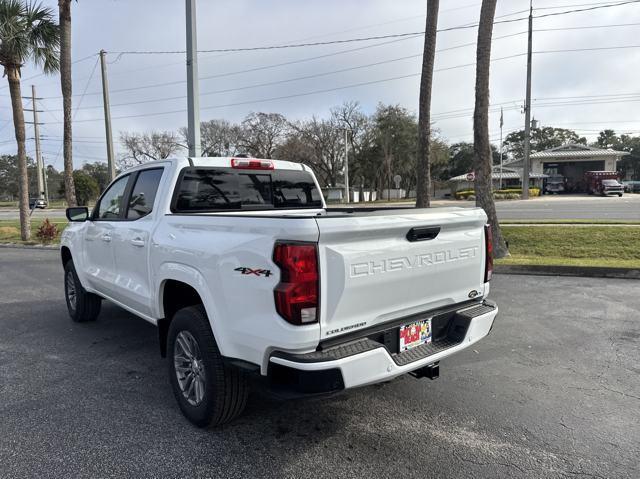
[350,246,479,278]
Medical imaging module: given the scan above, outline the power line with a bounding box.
[39,32,530,113]
[104,0,640,56]
[536,44,640,53]
[46,54,526,124]
[35,39,640,117]
[34,13,640,102]
[536,21,640,31]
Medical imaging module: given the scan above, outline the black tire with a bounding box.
[167,305,248,427]
[618,193,623,197]
[64,260,101,322]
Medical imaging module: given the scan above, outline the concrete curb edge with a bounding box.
[495,264,640,280]
[0,243,58,250]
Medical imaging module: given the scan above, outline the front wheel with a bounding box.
[618,193,623,197]
[64,260,101,322]
[167,305,248,427]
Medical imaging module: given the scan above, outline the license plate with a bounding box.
[399,318,432,352]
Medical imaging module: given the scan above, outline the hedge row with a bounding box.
[455,188,541,200]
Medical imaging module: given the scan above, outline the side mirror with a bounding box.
[66,206,89,222]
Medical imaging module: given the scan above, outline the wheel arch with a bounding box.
[156,264,221,358]
[61,246,72,266]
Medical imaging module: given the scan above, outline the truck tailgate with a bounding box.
[315,208,488,340]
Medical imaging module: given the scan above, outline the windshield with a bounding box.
[602,179,620,186]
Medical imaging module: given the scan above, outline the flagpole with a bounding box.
[499,107,504,190]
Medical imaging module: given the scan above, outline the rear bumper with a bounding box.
[268,301,497,394]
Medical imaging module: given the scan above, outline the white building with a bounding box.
[507,144,629,192]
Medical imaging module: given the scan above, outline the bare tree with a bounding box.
[181,119,242,157]
[415,0,439,208]
[119,131,184,169]
[286,117,344,187]
[239,112,289,158]
[59,0,76,207]
[473,0,509,257]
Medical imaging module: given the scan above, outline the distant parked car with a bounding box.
[29,198,47,209]
[622,180,640,193]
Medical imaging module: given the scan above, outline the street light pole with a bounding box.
[343,128,350,203]
[522,0,533,199]
[499,107,504,190]
[31,85,44,199]
[185,0,201,158]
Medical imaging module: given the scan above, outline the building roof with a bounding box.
[529,143,629,159]
[449,166,548,182]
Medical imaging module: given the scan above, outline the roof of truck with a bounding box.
[117,157,311,178]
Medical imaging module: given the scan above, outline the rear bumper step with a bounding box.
[269,300,498,392]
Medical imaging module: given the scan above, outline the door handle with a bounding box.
[131,237,145,247]
[101,234,112,243]
[406,226,441,242]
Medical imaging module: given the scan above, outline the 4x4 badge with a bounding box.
[235,267,272,277]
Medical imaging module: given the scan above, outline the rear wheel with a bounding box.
[167,305,248,427]
[64,260,101,322]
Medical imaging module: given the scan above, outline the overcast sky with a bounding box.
[1,0,639,170]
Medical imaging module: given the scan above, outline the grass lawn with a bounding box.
[501,219,640,225]
[0,219,68,245]
[497,225,640,269]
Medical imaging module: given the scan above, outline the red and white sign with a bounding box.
[466,172,475,182]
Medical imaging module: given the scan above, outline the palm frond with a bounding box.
[0,0,59,73]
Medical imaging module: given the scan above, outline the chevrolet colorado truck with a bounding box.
[61,157,498,427]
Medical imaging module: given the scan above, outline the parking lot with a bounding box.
[1,247,639,478]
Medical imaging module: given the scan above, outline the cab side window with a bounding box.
[127,168,164,219]
[96,175,129,220]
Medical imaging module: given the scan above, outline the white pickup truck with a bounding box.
[61,157,498,427]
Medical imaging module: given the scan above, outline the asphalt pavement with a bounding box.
[2,194,639,221]
[0,248,639,478]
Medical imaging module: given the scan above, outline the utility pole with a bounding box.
[100,50,116,181]
[185,0,201,157]
[343,128,350,203]
[522,0,533,200]
[31,85,44,199]
[499,107,504,190]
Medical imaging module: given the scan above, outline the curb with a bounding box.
[494,264,640,280]
[0,243,59,250]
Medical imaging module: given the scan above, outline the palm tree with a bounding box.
[0,0,60,241]
[59,0,76,206]
[473,0,509,257]
[415,0,439,208]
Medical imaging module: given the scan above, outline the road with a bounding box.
[2,194,639,221]
[0,248,638,478]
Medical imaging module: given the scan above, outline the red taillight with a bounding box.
[484,224,493,282]
[231,158,274,170]
[273,242,319,325]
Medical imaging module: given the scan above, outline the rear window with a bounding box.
[172,167,323,212]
